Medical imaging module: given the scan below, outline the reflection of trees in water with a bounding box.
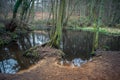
[0,32,50,74]
[0,61,5,73]
[17,32,49,51]
[0,48,10,73]
[18,34,32,50]
[18,32,49,48]
[63,31,93,60]
[0,42,36,73]
[32,32,36,46]
[63,31,120,61]
[35,33,49,44]
[0,31,119,73]
[98,34,120,51]
[0,59,18,74]
[7,43,35,69]
[106,36,120,50]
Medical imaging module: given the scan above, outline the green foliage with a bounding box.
[102,46,110,50]
[67,17,92,28]
[67,19,79,27]
[0,31,18,47]
[0,36,10,47]
[115,24,120,29]
[0,23,5,34]
[0,23,4,28]
[0,38,4,46]
[11,32,18,39]
[24,45,39,58]
[33,20,47,26]
[78,17,91,26]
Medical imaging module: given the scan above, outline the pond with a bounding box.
[61,30,120,67]
[0,31,49,74]
[0,30,120,74]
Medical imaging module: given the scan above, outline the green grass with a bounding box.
[66,26,120,36]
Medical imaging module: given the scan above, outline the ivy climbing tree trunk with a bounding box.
[49,0,65,48]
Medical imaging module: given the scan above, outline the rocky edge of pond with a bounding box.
[0,46,120,80]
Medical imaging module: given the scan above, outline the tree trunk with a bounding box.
[49,0,65,48]
[6,0,22,32]
[91,0,104,55]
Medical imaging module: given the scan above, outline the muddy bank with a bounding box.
[0,50,120,80]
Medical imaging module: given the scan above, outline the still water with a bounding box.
[0,32,49,74]
[0,30,120,74]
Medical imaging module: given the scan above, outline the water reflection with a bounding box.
[0,59,19,74]
[59,58,87,67]
[0,31,49,74]
[99,34,120,51]
[62,30,93,61]
[62,30,120,66]
[0,30,120,73]
[72,58,87,67]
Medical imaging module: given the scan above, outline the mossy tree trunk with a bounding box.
[49,0,65,48]
[91,0,104,55]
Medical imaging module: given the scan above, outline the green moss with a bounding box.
[102,46,110,50]
[0,23,4,28]
[0,31,19,47]
[0,37,10,47]
[66,26,120,36]
[11,32,18,39]
[0,38,4,46]
[24,45,39,58]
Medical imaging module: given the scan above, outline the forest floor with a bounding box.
[0,47,120,80]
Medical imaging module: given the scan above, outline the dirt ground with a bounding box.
[0,49,120,80]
